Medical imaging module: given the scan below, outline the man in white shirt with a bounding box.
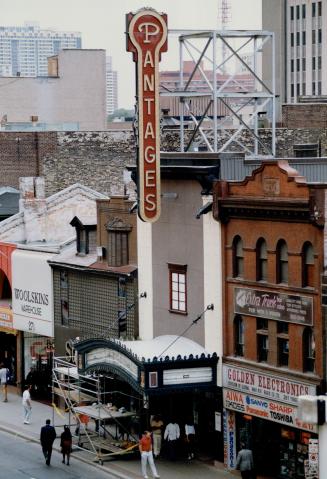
[164,420,180,461]
[22,384,32,424]
[0,363,8,402]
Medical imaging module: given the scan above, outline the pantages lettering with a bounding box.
[14,288,49,306]
[126,9,168,222]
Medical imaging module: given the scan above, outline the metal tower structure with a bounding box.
[218,0,231,73]
[160,29,276,158]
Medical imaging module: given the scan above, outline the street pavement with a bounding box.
[0,387,238,479]
[0,428,114,479]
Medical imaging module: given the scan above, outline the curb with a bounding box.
[0,423,135,479]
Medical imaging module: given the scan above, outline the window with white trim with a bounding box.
[168,264,187,314]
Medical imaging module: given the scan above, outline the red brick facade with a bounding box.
[214,161,324,387]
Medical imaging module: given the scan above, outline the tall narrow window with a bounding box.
[302,31,306,46]
[277,322,289,367]
[256,239,268,281]
[318,1,322,16]
[303,328,315,372]
[168,264,187,314]
[312,30,316,44]
[257,318,269,362]
[232,236,244,278]
[312,2,316,17]
[302,242,314,287]
[234,315,244,357]
[302,4,306,18]
[290,6,294,20]
[277,240,288,284]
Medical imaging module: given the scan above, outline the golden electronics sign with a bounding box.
[126,8,168,222]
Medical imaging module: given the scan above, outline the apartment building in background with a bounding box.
[263,0,325,120]
[106,56,118,116]
[0,22,82,77]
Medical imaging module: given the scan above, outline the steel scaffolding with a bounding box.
[52,356,140,465]
[160,29,276,158]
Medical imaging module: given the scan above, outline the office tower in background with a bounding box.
[106,56,118,115]
[0,21,82,77]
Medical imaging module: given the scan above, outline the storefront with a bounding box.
[74,336,222,458]
[0,242,19,387]
[223,363,319,478]
[12,248,55,397]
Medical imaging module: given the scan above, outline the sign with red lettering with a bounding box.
[223,389,317,432]
[223,364,317,405]
[126,9,168,222]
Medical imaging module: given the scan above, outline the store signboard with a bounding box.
[223,389,317,433]
[126,9,168,223]
[85,347,139,380]
[12,250,54,337]
[0,306,13,329]
[163,367,212,386]
[223,364,317,405]
[234,287,313,325]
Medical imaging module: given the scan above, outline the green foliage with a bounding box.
[107,108,134,121]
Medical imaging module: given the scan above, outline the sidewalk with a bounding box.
[0,387,238,479]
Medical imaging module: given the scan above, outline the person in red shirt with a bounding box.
[139,430,160,479]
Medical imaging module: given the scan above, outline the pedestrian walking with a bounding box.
[185,419,196,460]
[236,443,255,479]
[139,430,160,479]
[0,363,8,402]
[150,414,164,458]
[40,419,56,466]
[164,419,180,461]
[22,384,32,424]
[60,425,72,465]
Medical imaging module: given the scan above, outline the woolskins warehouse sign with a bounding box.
[126,8,168,223]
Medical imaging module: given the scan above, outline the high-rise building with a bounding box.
[0,22,82,77]
[106,56,118,116]
[263,0,325,120]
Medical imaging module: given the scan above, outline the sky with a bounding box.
[1,0,262,108]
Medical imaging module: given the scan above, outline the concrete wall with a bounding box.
[152,179,205,345]
[0,49,107,131]
[262,0,286,123]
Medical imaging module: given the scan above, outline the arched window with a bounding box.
[234,315,244,357]
[302,242,314,287]
[256,238,268,281]
[232,236,244,278]
[303,327,315,372]
[276,240,288,284]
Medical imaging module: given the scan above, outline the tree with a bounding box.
[107,108,134,121]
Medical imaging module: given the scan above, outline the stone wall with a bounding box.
[1,128,327,198]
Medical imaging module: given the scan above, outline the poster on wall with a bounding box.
[223,409,236,470]
[12,249,54,337]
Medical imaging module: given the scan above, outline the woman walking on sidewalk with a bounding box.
[60,425,72,465]
[139,430,160,479]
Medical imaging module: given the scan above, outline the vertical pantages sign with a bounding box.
[126,8,168,222]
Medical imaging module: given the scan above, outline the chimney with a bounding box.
[19,177,46,242]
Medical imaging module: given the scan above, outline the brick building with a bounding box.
[213,161,324,477]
